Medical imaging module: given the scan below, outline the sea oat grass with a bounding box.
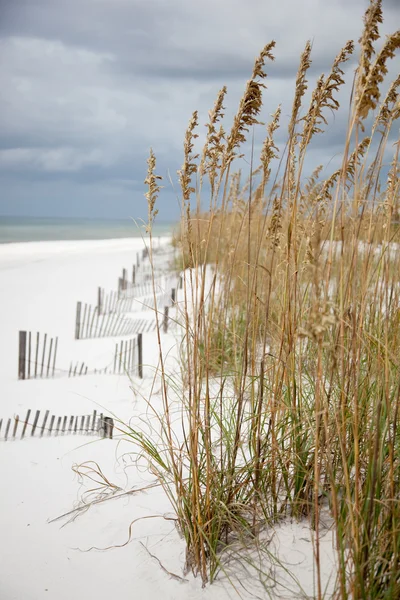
[113,1,400,596]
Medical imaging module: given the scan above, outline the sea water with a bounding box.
[0,216,174,243]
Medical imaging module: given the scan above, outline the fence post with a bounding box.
[28,332,31,379]
[98,287,103,313]
[18,331,27,380]
[171,288,176,304]
[138,333,143,378]
[163,306,169,333]
[132,265,136,285]
[75,302,82,340]
[104,417,114,439]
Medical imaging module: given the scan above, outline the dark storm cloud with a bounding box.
[0,0,399,219]
[0,0,360,81]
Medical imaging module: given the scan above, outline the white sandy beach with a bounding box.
[0,237,336,600]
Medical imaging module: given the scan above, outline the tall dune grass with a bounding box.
[122,1,400,596]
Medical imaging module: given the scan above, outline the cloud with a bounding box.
[0,0,399,219]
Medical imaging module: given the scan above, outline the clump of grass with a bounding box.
[115,1,400,596]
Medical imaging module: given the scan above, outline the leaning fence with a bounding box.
[75,304,162,340]
[97,288,176,315]
[0,409,114,441]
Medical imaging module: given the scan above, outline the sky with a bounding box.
[0,0,399,222]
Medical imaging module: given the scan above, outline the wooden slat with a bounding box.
[13,415,19,438]
[47,338,53,377]
[163,306,169,333]
[21,409,31,438]
[138,333,143,378]
[131,339,135,372]
[52,337,58,377]
[35,332,39,378]
[86,305,92,339]
[98,413,103,435]
[119,340,123,373]
[103,309,114,337]
[40,410,50,437]
[31,410,40,436]
[93,308,100,338]
[81,303,88,340]
[40,333,47,378]
[28,331,31,379]
[48,415,56,435]
[98,287,103,314]
[128,339,132,373]
[75,302,82,340]
[18,331,27,380]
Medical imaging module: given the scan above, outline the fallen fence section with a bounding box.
[0,409,114,441]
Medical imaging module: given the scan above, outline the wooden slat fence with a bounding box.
[75,302,166,339]
[0,409,114,440]
[97,289,175,315]
[18,331,58,380]
[118,246,176,288]
[68,335,143,378]
[18,333,144,380]
[118,274,179,300]
[113,334,142,376]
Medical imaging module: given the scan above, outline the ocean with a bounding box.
[0,216,174,243]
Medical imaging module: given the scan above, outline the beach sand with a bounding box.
[0,238,336,599]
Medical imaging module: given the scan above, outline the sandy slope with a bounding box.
[0,238,336,599]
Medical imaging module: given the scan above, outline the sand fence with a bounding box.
[0,409,114,441]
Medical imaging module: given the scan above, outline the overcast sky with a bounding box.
[0,0,399,222]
